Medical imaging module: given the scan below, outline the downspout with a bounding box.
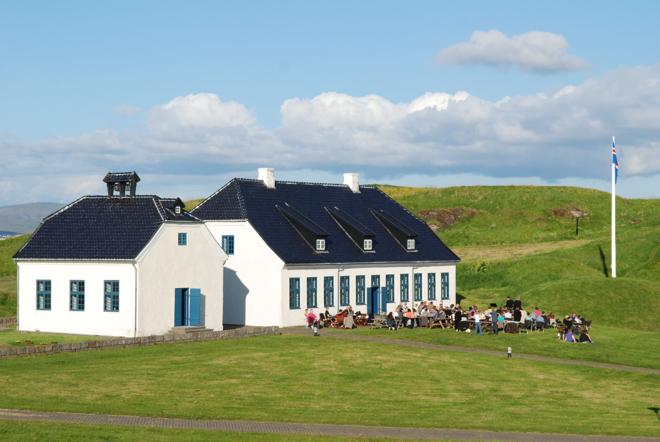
[132,261,138,337]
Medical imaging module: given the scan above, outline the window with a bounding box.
[221,235,234,255]
[316,238,326,251]
[70,280,85,311]
[306,277,317,308]
[356,275,366,305]
[323,276,334,307]
[289,278,300,309]
[175,206,181,214]
[414,273,423,301]
[428,273,436,300]
[363,239,373,251]
[441,272,449,300]
[385,274,395,302]
[400,274,409,302]
[178,232,187,246]
[340,275,350,306]
[104,280,120,312]
[36,280,51,310]
[407,238,416,250]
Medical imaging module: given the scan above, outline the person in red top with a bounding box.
[306,310,319,336]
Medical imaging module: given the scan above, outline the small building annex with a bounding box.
[13,172,227,337]
[192,168,460,327]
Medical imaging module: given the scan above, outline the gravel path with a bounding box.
[1,408,658,441]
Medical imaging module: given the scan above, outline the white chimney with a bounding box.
[258,167,275,189]
[343,172,360,193]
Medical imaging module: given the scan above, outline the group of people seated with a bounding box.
[303,297,593,343]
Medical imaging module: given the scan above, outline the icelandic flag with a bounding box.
[612,138,619,183]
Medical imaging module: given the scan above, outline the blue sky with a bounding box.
[1,0,660,204]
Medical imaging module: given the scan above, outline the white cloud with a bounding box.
[3,65,660,205]
[436,30,589,73]
[147,93,256,131]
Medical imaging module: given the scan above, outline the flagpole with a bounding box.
[611,135,617,278]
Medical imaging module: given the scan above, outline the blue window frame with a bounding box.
[441,272,450,300]
[324,276,334,307]
[221,235,234,255]
[340,276,350,306]
[289,278,300,309]
[385,274,395,303]
[356,275,366,305]
[70,280,85,311]
[428,273,436,300]
[414,273,423,301]
[36,280,51,310]
[306,277,317,308]
[104,280,120,312]
[400,274,409,302]
[178,232,187,246]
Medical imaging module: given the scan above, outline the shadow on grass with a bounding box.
[649,406,660,421]
[598,245,609,278]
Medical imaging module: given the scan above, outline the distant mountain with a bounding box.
[0,202,63,233]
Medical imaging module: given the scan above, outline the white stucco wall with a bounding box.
[136,223,226,336]
[16,261,137,336]
[281,262,456,327]
[205,221,284,326]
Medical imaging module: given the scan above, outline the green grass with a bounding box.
[348,326,660,370]
[0,421,421,442]
[380,185,660,246]
[0,235,27,317]
[0,335,658,437]
[0,328,106,347]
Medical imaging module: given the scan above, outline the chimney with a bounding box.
[343,172,360,193]
[258,167,275,189]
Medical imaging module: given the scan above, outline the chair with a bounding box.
[343,314,355,329]
[332,314,345,328]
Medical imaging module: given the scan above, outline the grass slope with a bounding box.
[0,335,658,437]
[0,235,28,317]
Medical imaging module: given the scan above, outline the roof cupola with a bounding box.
[103,171,140,197]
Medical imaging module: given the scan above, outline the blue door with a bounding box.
[188,288,202,326]
[368,275,381,316]
[174,288,184,326]
[175,288,202,326]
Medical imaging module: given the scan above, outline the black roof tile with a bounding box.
[192,178,459,264]
[15,195,198,260]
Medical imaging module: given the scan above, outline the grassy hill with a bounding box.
[2,185,659,335]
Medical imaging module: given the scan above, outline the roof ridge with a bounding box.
[233,177,377,189]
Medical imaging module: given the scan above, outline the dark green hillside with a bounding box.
[0,235,28,317]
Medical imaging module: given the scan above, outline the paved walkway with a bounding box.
[282,327,660,375]
[1,408,658,441]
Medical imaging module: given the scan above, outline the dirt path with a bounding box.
[1,408,658,441]
[453,239,591,262]
[282,328,660,375]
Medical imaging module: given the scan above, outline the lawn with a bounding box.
[347,326,660,370]
[0,420,423,442]
[0,328,106,347]
[0,335,658,437]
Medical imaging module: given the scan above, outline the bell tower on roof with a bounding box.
[103,171,141,197]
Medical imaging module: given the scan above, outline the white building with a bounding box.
[192,169,460,327]
[13,172,227,337]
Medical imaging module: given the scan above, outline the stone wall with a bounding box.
[0,326,280,358]
[0,317,16,330]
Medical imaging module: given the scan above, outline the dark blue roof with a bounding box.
[192,179,459,264]
[15,195,198,260]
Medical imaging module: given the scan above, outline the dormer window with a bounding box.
[175,206,181,214]
[407,238,416,250]
[363,239,373,251]
[113,182,121,193]
[316,238,326,251]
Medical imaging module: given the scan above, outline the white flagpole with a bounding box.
[611,135,617,278]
